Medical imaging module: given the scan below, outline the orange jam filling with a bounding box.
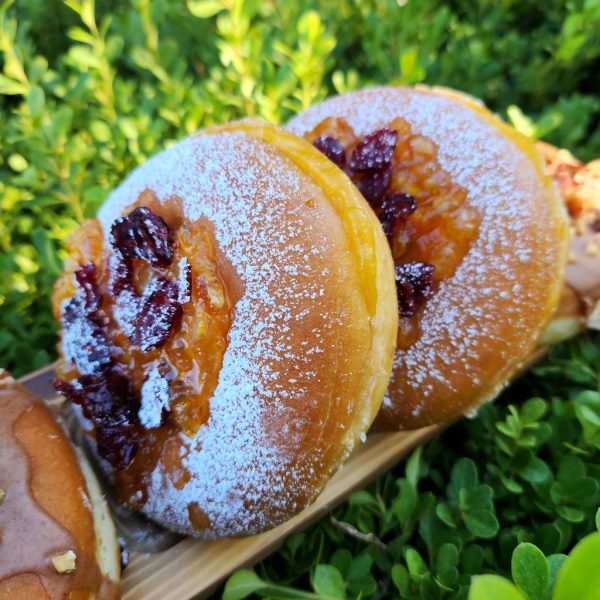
[52,191,237,505]
[305,117,481,347]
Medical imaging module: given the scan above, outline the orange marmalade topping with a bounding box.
[52,191,237,505]
[306,117,481,347]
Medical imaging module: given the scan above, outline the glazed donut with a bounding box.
[51,121,397,537]
[288,86,569,429]
[0,369,120,600]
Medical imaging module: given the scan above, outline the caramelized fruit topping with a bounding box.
[53,196,235,488]
[308,116,480,339]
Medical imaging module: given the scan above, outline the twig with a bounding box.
[329,516,388,551]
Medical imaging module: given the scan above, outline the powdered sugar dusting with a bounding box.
[61,289,105,375]
[98,130,368,536]
[139,364,170,429]
[289,87,563,422]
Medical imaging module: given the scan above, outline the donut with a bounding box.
[0,369,120,599]
[288,86,569,429]
[51,121,397,537]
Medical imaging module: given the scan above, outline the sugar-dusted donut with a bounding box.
[0,370,120,599]
[51,121,397,537]
[288,86,569,429]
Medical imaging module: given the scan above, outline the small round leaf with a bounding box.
[511,543,548,600]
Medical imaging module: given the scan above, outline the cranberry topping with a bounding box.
[132,278,183,351]
[55,206,193,469]
[379,193,417,239]
[109,206,188,351]
[395,262,435,318]
[110,206,174,268]
[53,368,139,470]
[356,164,392,208]
[349,128,398,171]
[96,426,138,471]
[110,254,134,296]
[313,136,346,169]
[61,264,112,375]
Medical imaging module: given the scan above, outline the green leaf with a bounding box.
[348,553,371,580]
[436,543,459,586]
[507,105,535,138]
[27,86,45,118]
[0,73,28,95]
[463,509,499,539]
[469,575,527,600]
[449,458,478,499]
[31,229,62,277]
[511,543,548,600]
[391,564,410,595]
[394,479,417,522]
[596,508,600,531]
[222,569,266,600]
[436,502,457,528]
[80,0,96,32]
[8,154,28,172]
[330,549,352,577]
[521,398,548,423]
[405,548,428,578]
[554,532,600,600]
[188,0,224,18]
[533,524,562,555]
[519,456,552,485]
[545,554,567,600]
[406,446,422,488]
[312,565,345,599]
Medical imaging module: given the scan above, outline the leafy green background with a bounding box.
[1,0,599,598]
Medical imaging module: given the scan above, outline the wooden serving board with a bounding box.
[19,364,444,600]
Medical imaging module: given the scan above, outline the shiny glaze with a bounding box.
[0,376,118,599]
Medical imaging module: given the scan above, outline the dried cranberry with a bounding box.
[110,254,134,296]
[349,129,398,171]
[313,136,346,169]
[132,278,183,351]
[110,206,174,268]
[356,164,392,208]
[73,264,102,313]
[395,262,435,318]
[53,367,140,470]
[95,426,138,470]
[61,264,112,375]
[379,193,417,239]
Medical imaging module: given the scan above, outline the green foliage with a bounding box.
[221,334,600,598]
[1,1,600,598]
[468,532,600,600]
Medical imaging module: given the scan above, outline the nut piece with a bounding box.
[51,550,77,574]
[0,486,5,503]
[0,369,16,386]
